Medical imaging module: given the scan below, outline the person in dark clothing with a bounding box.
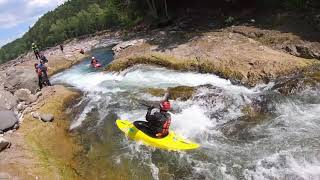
[91,56,97,65]
[34,63,43,89]
[39,52,48,63]
[60,44,64,52]
[91,56,102,68]
[34,61,51,89]
[134,101,172,138]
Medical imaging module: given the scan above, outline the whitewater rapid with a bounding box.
[51,48,320,180]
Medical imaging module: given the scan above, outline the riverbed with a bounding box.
[51,46,320,179]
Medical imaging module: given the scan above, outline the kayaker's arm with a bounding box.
[146,106,156,122]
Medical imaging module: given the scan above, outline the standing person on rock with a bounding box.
[39,52,48,63]
[34,60,51,90]
[60,44,64,52]
[32,43,40,60]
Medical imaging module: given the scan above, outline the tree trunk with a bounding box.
[164,0,168,18]
[151,0,158,17]
[146,0,158,18]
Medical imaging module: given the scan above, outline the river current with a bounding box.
[51,46,320,180]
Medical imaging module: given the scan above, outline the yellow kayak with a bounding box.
[116,120,200,151]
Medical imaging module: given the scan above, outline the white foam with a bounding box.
[244,151,320,180]
[171,105,214,139]
[52,65,259,95]
[52,62,320,179]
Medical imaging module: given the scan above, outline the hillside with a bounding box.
[0,0,144,63]
[0,0,319,64]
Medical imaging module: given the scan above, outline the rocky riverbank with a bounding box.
[107,27,319,86]
[0,85,81,179]
[0,33,119,178]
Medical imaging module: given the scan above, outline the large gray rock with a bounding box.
[0,137,10,152]
[40,114,54,122]
[14,89,38,104]
[0,110,18,131]
[0,89,18,110]
[0,73,6,88]
[3,67,38,93]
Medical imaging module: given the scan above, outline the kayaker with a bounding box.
[134,100,171,138]
[91,56,99,66]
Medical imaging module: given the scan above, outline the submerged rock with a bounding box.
[145,86,196,101]
[272,70,320,95]
[221,97,271,141]
[0,137,10,152]
[145,88,166,97]
[0,110,18,132]
[168,86,195,101]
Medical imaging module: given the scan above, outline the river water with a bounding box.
[51,47,320,180]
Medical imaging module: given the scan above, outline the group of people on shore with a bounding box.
[32,42,172,138]
[32,42,52,90]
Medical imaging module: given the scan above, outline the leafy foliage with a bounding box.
[0,0,144,64]
[0,0,318,64]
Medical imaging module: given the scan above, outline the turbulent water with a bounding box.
[51,47,320,180]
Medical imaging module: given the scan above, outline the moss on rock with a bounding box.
[21,86,82,179]
[106,54,246,85]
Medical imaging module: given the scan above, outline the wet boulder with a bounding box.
[221,99,270,141]
[145,88,166,97]
[0,89,18,110]
[0,110,18,132]
[168,86,195,101]
[145,86,196,101]
[14,89,38,105]
[272,70,320,95]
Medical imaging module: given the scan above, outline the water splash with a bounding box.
[51,48,320,179]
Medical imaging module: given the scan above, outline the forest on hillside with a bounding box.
[0,0,319,64]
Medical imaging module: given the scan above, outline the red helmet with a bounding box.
[160,101,171,111]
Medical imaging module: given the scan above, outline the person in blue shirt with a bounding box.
[34,60,51,89]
